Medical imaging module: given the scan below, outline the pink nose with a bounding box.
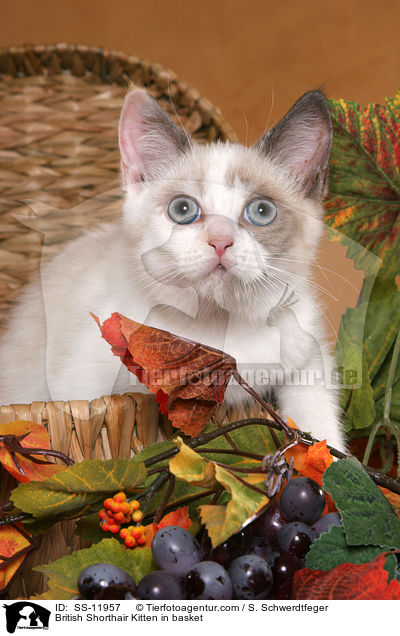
[208,237,233,258]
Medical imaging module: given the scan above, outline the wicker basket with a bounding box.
[0,43,238,598]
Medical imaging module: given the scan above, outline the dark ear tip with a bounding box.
[294,89,331,122]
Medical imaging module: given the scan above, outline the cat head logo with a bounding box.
[3,602,50,633]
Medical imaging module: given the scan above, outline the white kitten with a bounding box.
[0,88,346,451]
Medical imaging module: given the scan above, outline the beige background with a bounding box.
[1,0,399,339]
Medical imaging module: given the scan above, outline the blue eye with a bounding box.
[168,196,201,225]
[244,198,277,226]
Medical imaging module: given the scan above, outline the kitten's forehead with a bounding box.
[178,142,298,207]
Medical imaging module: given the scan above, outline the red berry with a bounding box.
[111,501,121,514]
[136,535,146,546]
[125,537,136,548]
[120,502,130,514]
[130,500,140,511]
[104,498,113,509]
[119,528,129,540]
[113,492,127,503]
[109,524,121,534]
[113,512,125,523]
[98,509,107,520]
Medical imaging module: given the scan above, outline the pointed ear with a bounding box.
[118,88,190,184]
[255,90,332,199]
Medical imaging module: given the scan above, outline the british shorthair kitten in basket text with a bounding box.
[0,87,347,451]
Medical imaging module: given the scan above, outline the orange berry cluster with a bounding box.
[120,525,146,548]
[99,492,144,546]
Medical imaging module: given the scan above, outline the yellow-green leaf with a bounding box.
[199,464,268,547]
[169,438,216,488]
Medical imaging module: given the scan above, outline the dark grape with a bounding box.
[251,501,287,542]
[245,536,279,566]
[185,561,232,599]
[77,563,136,599]
[277,521,314,559]
[271,552,301,599]
[137,570,186,600]
[228,555,273,599]
[151,526,202,576]
[311,512,341,537]
[280,477,325,524]
[206,528,252,567]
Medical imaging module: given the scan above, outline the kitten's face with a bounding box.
[119,88,332,315]
[124,142,324,312]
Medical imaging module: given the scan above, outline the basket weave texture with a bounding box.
[0,44,238,598]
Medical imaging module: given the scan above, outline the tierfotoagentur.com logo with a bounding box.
[3,602,50,633]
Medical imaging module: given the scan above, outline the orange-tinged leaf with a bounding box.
[0,523,32,590]
[292,552,400,599]
[284,436,336,513]
[96,312,237,436]
[142,523,157,549]
[143,507,193,548]
[0,421,65,483]
[157,506,192,531]
[379,487,400,518]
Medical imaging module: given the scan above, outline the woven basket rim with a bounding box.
[0,42,237,142]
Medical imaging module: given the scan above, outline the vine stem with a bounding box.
[142,416,400,495]
[143,417,284,468]
[232,370,292,439]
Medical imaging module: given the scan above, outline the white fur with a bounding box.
[0,97,346,452]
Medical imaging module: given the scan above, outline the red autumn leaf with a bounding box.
[292,553,400,600]
[95,312,237,436]
[0,523,33,590]
[0,421,65,483]
[142,506,192,548]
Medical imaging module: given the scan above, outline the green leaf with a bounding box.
[323,457,400,548]
[305,525,390,571]
[336,303,375,431]
[198,422,281,470]
[325,91,400,277]
[363,277,400,382]
[35,538,155,599]
[10,458,147,520]
[74,512,105,544]
[335,273,400,436]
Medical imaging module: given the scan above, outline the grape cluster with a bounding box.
[78,476,341,600]
[98,492,145,548]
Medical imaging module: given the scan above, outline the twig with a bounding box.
[232,370,292,439]
[153,474,176,525]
